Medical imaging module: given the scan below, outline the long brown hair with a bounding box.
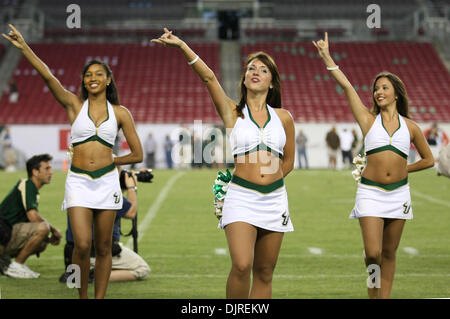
[79,59,120,105]
[236,51,282,118]
[371,71,409,118]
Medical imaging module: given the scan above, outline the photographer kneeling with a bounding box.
[60,167,151,282]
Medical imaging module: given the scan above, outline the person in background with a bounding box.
[339,127,354,169]
[164,135,174,169]
[0,154,61,278]
[296,129,309,169]
[144,133,156,168]
[424,123,449,165]
[8,78,19,103]
[325,126,340,170]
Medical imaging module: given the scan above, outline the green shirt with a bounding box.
[0,179,39,225]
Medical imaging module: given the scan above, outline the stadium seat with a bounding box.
[242,41,450,123]
[1,41,448,124]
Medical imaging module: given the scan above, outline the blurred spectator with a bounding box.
[424,123,449,163]
[144,133,156,168]
[296,129,309,169]
[408,142,417,164]
[326,126,340,170]
[8,78,19,103]
[3,127,17,171]
[192,133,202,169]
[113,135,121,156]
[351,128,362,157]
[339,127,354,169]
[164,135,174,169]
[178,126,192,169]
[437,144,450,178]
[213,125,225,169]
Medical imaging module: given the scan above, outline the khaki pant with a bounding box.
[0,222,47,257]
[90,243,150,280]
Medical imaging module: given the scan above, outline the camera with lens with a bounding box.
[120,169,154,190]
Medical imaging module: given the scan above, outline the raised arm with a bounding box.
[313,32,374,135]
[152,28,236,128]
[2,24,80,121]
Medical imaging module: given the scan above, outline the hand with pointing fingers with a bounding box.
[312,32,331,60]
[1,24,27,51]
[151,27,184,49]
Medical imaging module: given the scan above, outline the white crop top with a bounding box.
[71,100,118,148]
[229,104,286,158]
[364,113,410,159]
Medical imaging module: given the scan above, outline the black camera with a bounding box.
[120,169,154,190]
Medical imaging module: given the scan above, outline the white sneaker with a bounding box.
[21,263,40,278]
[4,262,39,279]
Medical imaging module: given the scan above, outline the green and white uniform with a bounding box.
[220,105,294,232]
[350,114,412,219]
[62,100,122,210]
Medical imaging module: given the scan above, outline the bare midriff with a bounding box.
[71,142,114,171]
[362,151,408,184]
[233,151,283,185]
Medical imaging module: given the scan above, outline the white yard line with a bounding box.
[308,247,323,255]
[403,247,419,255]
[147,273,450,280]
[125,171,185,248]
[43,252,450,261]
[411,190,450,208]
[214,248,227,255]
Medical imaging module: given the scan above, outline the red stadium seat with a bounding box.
[242,41,450,123]
[0,42,220,124]
[1,41,448,124]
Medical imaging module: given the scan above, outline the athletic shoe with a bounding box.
[4,262,39,279]
[59,271,70,283]
[59,269,94,283]
[21,263,40,278]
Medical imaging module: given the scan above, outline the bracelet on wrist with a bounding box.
[127,186,137,191]
[188,55,199,65]
[326,65,339,71]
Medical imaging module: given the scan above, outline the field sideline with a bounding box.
[0,168,448,299]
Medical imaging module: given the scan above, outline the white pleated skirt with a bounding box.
[219,175,294,232]
[62,164,123,211]
[350,180,412,220]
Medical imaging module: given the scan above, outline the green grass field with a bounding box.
[0,168,448,299]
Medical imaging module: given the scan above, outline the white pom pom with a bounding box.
[352,169,361,182]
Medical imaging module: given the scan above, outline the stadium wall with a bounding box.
[6,122,450,170]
